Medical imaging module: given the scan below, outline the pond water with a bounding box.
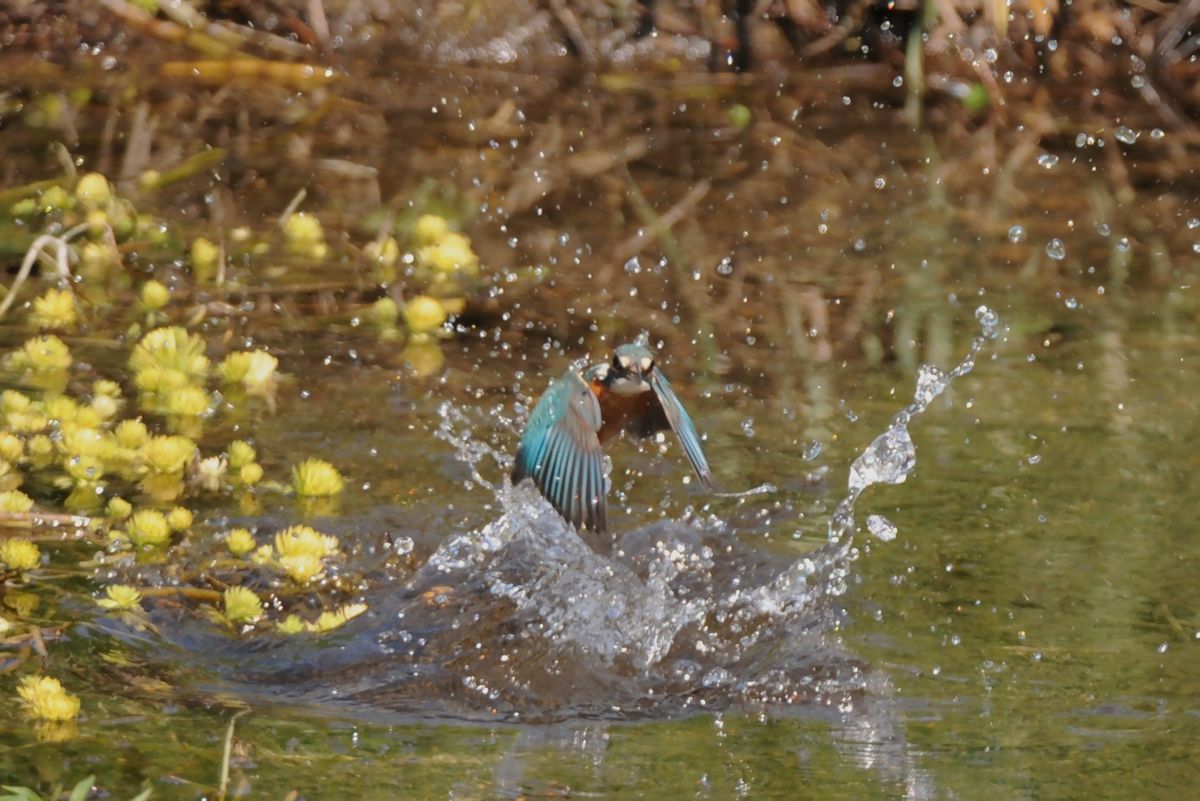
[1,42,1199,801]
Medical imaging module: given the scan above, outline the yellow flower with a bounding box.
[218,350,278,394]
[139,280,170,311]
[276,614,307,634]
[64,454,104,484]
[74,172,111,207]
[404,295,448,337]
[114,419,149,449]
[29,288,77,331]
[225,528,256,557]
[222,586,262,623]
[291,458,344,497]
[279,552,324,584]
[94,379,121,398]
[191,237,220,283]
[17,676,81,721]
[27,435,53,464]
[89,394,120,420]
[125,509,170,547]
[227,440,256,469]
[129,327,209,383]
[164,385,210,417]
[417,232,479,276]
[311,604,367,632]
[238,463,263,486]
[107,496,132,520]
[2,390,31,414]
[142,435,197,475]
[282,212,327,259]
[414,214,450,246]
[371,296,400,328]
[167,506,193,531]
[0,433,24,463]
[274,525,339,559]
[250,544,274,565]
[0,537,40,570]
[0,490,33,513]
[97,584,142,611]
[364,236,400,267]
[12,335,72,372]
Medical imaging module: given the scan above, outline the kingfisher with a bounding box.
[512,343,712,532]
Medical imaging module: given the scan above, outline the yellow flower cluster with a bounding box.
[0,537,40,570]
[7,335,72,375]
[291,458,344,497]
[29,288,78,331]
[272,524,340,584]
[218,350,279,396]
[97,584,142,611]
[223,586,263,623]
[190,237,220,283]
[17,676,81,721]
[225,527,256,557]
[129,327,211,426]
[282,212,329,260]
[277,602,368,634]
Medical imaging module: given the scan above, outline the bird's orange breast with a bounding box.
[591,380,657,445]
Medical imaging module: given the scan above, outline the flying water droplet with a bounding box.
[1045,238,1067,260]
[975,305,1000,339]
[1007,225,1026,244]
[624,257,642,274]
[914,364,948,407]
[848,427,916,493]
[803,440,823,461]
[716,257,734,276]
[1036,153,1059,169]
[1114,126,1139,145]
[866,515,897,542]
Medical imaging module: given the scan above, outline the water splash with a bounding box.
[747,305,1002,612]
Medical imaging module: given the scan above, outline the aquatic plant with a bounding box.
[29,288,77,331]
[222,586,263,624]
[96,584,143,612]
[16,676,80,722]
[0,538,41,570]
[291,458,344,497]
[225,527,256,557]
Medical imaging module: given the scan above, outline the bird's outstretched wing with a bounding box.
[512,368,608,531]
[649,367,713,488]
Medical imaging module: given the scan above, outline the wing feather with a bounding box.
[512,368,608,531]
[649,367,713,488]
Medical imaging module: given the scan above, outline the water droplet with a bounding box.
[740,418,755,438]
[1097,223,1111,236]
[1116,236,1131,252]
[1150,128,1165,140]
[1193,242,1200,254]
[1188,218,1199,230]
[866,514,897,542]
[914,364,948,406]
[715,256,734,276]
[1157,642,1168,654]
[803,440,823,461]
[1064,297,1078,310]
[1007,224,1026,244]
[1114,126,1139,145]
[624,257,641,274]
[1075,133,1088,148]
[1045,238,1067,260]
[849,427,915,492]
[1036,153,1059,169]
[1027,454,1041,465]
[975,305,1000,340]
[874,176,887,189]
[892,75,904,87]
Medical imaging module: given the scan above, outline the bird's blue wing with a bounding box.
[513,369,607,531]
[649,366,713,488]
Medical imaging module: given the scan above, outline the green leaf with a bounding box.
[128,788,153,801]
[67,776,95,801]
[0,786,44,801]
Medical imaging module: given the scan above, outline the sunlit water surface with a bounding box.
[1,50,1199,801]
